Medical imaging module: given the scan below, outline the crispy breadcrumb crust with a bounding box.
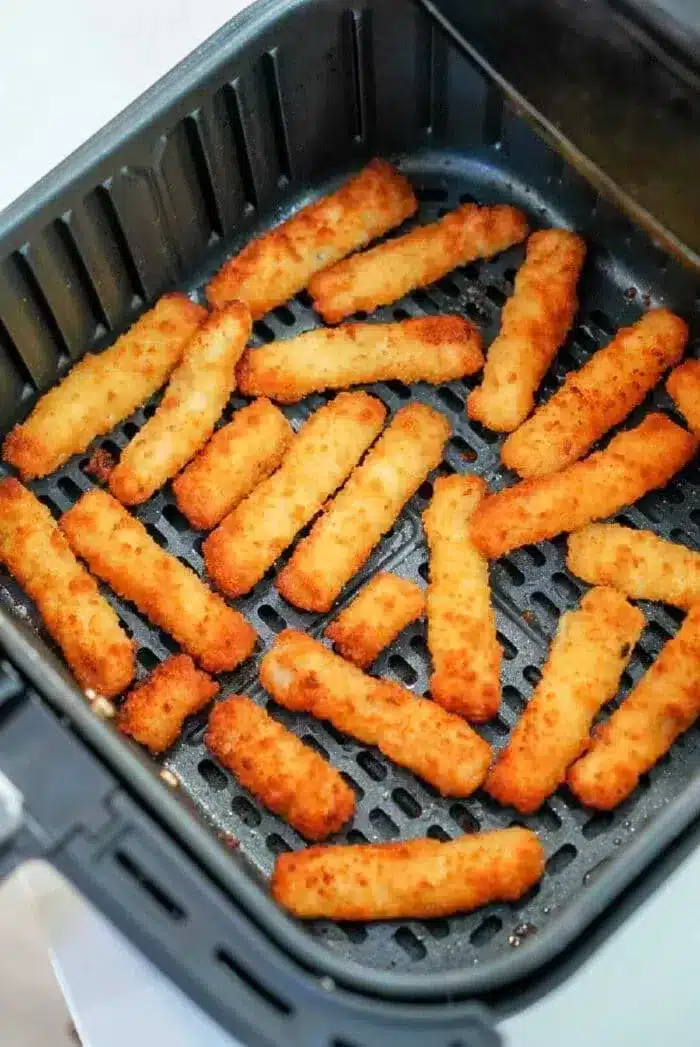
[118,655,218,753]
[324,572,424,668]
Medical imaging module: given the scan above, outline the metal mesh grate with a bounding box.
[1,153,698,976]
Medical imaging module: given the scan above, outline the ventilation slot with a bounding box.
[184,114,223,238]
[115,849,185,920]
[470,915,502,946]
[198,759,228,791]
[93,184,146,303]
[216,948,292,1015]
[223,81,258,211]
[344,8,368,142]
[394,926,426,961]
[261,50,292,184]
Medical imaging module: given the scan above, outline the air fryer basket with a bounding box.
[0,0,699,1044]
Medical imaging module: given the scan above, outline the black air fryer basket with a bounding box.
[0,1,699,1044]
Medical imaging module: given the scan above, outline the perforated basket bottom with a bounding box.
[2,149,699,976]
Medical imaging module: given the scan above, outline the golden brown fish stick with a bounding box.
[467,230,586,432]
[277,403,450,612]
[324,572,425,668]
[109,303,251,505]
[260,630,492,797]
[204,392,386,598]
[205,696,355,841]
[423,475,501,722]
[0,479,134,698]
[271,827,545,921]
[486,588,644,814]
[502,309,688,477]
[206,159,417,316]
[470,414,697,559]
[667,359,700,433]
[309,203,529,323]
[118,655,218,754]
[568,524,700,610]
[568,605,700,810]
[3,294,206,480]
[173,398,293,530]
[236,316,483,402]
[61,489,256,673]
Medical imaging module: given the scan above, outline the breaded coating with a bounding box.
[486,588,644,814]
[0,478,134,698]
[667,358,700,433]
[502,309,688,476]
[467,230,586,432]
[118,654,218,754]
[205,696,355,840]
[277,403,450,612]
[423,475,501,722]
[260,630,492,797]
[568,606,700,810]
[206,159,416,316]
[309,203,529,323]
[324,572,425,668]
[61,489,257,673]
[567,524,700,610]
[173,398,293,530]
[470,414,697,559]
[109,303,252,505]
[236,315,483,402]
[271,827,544,921]
[3,294,206,480]
[204,392,386,598]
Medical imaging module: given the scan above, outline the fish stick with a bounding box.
[204,392,386,598]
[271,827,545,921]
[3,294,206,480]
[206,159,417,316]
[236,315,483,402]
[118,654,218,754]
[567,524,700,610]
[568,605,700,810]
[467,230,586,432]
[310,203,528,324]
[325,572,425,668]
[260,630,492,797]
[277,403,450,612]
[486,588,644,814]
[61,489,257,673]
[502,309,688,476]
[205,696,355,840]
[470,414,697,559]
[173,398,293,530]
[667,359,700,433]
[423,475,501,722]
[109,303,251,505]
[0,478,134,698]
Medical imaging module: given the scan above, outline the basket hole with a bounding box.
[143,402,158,420]
[496,558,525,587]
[459,192,477,205]
[503,685,525,713]
[425,918,450,939]
[273,305,295,326]
[449,435,477,462]
[427,824,451,842]
[417,480,433,501]
[393,307,410,321]
[341,923,368,944]
[123,421,140,440]
[266,833,292,856]
[410,289,436,312]
[346,829,368,845]
[115,850,184,920]
[461,263,480,280]
[323,722,353,748]
[437,386,463,412]
[497,633,517,660]
[157,630,179,654]
[418,561,429,583]
[385,379,411,400]
[589,309,615,336]
[394,927,427,960]
[416,186,448,202]
[198,758,228,791]
[232,795,261,827]
[546,843,577,875]
[393,788,421,818]
[38,494,61,520]
[258,603,286,633]
[449,803,479,833]
[523,665,542,686]
[57,476,82,504]
[647,620,674,649]
[144,523,168,549]
[253,321,275,343]
[551,571,581,604]
[356,749,387,781]
[485,284,506,307]
[161,503,190,533]
[575,325,598,353]
[533,804,562,833]
[387,654,417,686]
[295,290,312,308]
[435,276,460,298]
[463,300,491,327]
[301,734,329,760]
[369,807,399,839]
[409,633,429,660]
[531,591,560,626]
[582,811,614,839]
[341,772,364,799]
[470,915,502,947]
[137,648,160,671]
[503,267,517,285]
[468,418,499,445]
[522,545,546,567]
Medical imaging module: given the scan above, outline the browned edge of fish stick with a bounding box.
[309,203,529,323]
[173,398,294,531]
[667,358,700,434]
[485,587,644,814]
[324,572,425,668]
[3,294,207,481]
[271,827,545,920]
[205,696,355,840]
[0,477,134,698]
[60,488,257,673]
[568,605,700,810]
[119,655,218,754]
[203,391,387,599]
[470,413,698,559]
[236,315,483,402]
[501,308,688,476]
[206,159,417,317]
